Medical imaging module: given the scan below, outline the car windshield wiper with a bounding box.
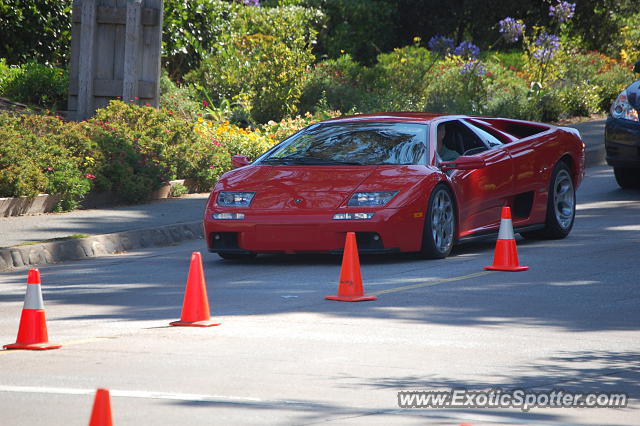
[261,156,363,165]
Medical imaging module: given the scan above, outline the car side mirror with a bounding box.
[634,60,640,74]
[440,156,486,171]
[231,155,250,169]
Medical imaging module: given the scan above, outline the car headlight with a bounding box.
[347,191,398,207]
[217,191,255,207]
[611,89,639,122]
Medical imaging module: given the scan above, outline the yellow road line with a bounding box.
[369,271,493,296]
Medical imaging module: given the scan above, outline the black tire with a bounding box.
[613,167,640,189]
[419,184,456,259]
[218,252,257,260]
[521,161,575,240]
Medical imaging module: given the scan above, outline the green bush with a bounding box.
[0,0,72,65]
[298,54,368,114]
[186,3,323,123]
[558,84,601,117]
[162,0,240,79]
[0,62,68,109]
[370,42,436,111]
[593,65,635,111]
[159,72,203,120]
[423,57,489,115]
[189,33,315,124]
[303,0,399,64]
[87,101,232,202]
[0,113,91,210]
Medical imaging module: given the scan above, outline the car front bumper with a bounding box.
[203,207,426,254]
[605,116,640,168]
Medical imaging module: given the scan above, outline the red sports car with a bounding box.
[203,113,585,260]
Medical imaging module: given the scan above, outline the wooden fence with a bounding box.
[68,0,163,121]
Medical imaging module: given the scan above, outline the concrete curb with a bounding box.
[0,221,203,270]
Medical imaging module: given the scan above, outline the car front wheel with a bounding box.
[419,184,455,259]
[613,167,640,189]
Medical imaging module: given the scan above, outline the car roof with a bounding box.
[322,112,458,125]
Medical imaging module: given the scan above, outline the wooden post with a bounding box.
[68,0,163,120]
[77,0,98,121]
[123,0,142,104]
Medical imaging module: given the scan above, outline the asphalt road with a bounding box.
[0,165,638,425]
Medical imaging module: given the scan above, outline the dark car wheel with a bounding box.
[521,162,575,240]
[419,184,456,259]
[218,252,257,260]
[613,167,640,189]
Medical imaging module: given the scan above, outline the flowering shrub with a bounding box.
[0,113,91,210]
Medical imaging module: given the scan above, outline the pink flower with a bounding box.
[134,96,140,100]
[46,167,54,171]
[203,100,209,108]
[165,129,171,133]
[85,173,96,179]
[208,165,216,169]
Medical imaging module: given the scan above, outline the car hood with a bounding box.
[216,165,432,209]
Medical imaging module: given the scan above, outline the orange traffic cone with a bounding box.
[325,232,377,302]
[484,207,528,272]
[89,388,113,426]
[3,269,61,350]
[170,252,221,327]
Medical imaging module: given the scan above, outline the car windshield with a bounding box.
[257,122,429,165]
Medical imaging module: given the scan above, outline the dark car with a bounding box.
[605,60,640,189]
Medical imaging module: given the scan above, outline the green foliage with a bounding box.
[0,62,68,109]
[298,54,368,114]
[162,0,240,79]
[423,57,489,115]
[0,0,72,65]
[303,0,399,64]
[185,3,323,123]
[159,72,203,120]
[169,183,188,198]
[617,12,640,63]
[88,101,231,202]
[0,113,92,210]
[370,42,436,110]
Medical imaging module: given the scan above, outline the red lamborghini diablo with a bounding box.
[203,113,585,260]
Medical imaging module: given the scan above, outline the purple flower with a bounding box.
[460,59,486,76]
[533,33,560,63]
[549,1,575,23]
[243,0,260,6]
[427,35,455,56]
[498,17,525,43]
[453,41,480,59]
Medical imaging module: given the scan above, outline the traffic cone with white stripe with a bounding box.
[484,207,529,272]
[3,269,61,350]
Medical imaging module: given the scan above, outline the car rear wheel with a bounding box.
[218,252,257,260]
[613,167,640,189]
[521,162,575,240]
[419,185,455,259]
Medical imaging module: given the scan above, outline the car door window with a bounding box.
[462,120,504,152]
